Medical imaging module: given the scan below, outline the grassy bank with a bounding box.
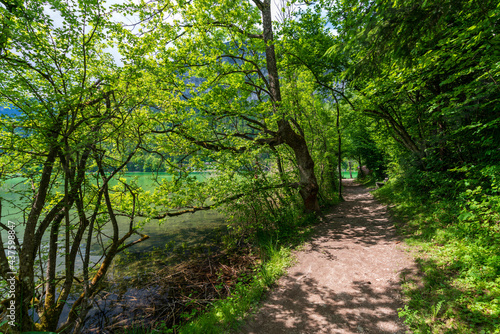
[175,242,293,334]
[120,242,296,334]
[374,179,500,334]
[171,208,318,334]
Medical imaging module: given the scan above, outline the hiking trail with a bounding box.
[239,179,416,334]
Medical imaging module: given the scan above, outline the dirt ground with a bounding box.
[238,180,416,334]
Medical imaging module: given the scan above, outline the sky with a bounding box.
[47,0,310,65]
[0,106,19,116]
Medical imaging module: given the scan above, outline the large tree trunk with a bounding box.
[278,120,320,212]
[257,0,320,213]
[17,142,61,331]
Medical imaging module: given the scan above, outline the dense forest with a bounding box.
[0,0,499,333]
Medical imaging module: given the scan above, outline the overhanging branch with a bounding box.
[147,182,299,219]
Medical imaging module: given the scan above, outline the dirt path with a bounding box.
[239,180,416,334]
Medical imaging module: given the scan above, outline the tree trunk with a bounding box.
[338,132,343,200]
[18,143,60,331]
[278,120,320,212]
[257,0,320,213]
[335,96,344,201]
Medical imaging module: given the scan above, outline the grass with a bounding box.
[174,210,319,334]
[374,179,500,334]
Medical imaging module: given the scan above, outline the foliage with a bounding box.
[0,0,342,332]
[0,0,153,331]
[325,0,500,176]
[112,0,327,214]
[342,114,388,181]
[320,0,500,332]
[375,172,500,333]
[3,0,499,331]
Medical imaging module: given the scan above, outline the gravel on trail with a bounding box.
[239,179,416,334]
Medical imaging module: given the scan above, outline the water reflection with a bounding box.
[107,210,227,279]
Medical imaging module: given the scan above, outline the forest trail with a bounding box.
[238,180,416,334]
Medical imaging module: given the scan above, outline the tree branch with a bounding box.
[148,182,299,219]
[208,21,263,39]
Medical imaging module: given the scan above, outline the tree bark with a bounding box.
[256,0,320,213]
[18,126,62,331]
[334,94,344,201]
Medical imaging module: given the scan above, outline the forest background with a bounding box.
[0,0,499,333]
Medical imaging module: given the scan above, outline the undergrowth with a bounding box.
[174,241,293,334]
[374,171,500,334]
[172,208,319,334]
[118,185,328,334]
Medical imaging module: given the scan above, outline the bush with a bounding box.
[375,169,500,333]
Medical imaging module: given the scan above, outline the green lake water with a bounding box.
[341,171,358,179]
[1,172,228,329]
